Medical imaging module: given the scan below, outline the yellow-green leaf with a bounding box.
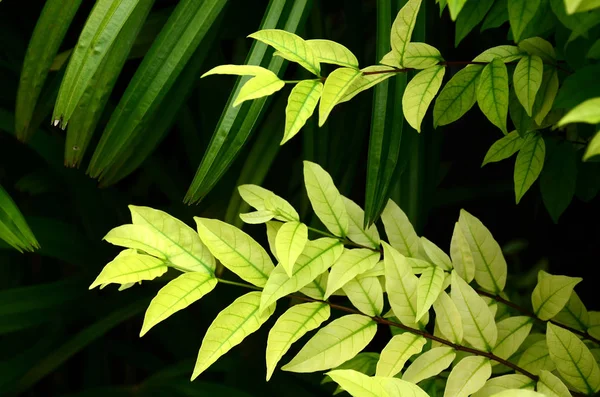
[518,37,557,63]
[518,340,556,375]
[492,316,533,361]
[326,249,380,298]
[248,29,320,75]
[450,222,476,283]
[306,39,359,68]
[264,194,299,222]
[448,0,468,20]
[195,217,274,287]
[140,272,217,336]
[339,66,396,104]
[381,199,419,257]
[201,64,274,78]
[433,291,464,344]
[451,271,498,352]
[381,377,431,396]
[260,238,343,312]
[376,333,427,377]
[477,58,509,134]
[416,265,445,322]
[433,65,483,127]
[343,276,384,317]
[584,131,600,161]
[588,311,600,341]
[472,374,535,397]
[239,210,274,224]
[276,221,308,277]
[546,322,600,394]
[490,391,546,397]
[537,369,572,397]
[473,45,524,63]
[282,80,323,144]
[402,65,445,132]
[89,249,167,289]
[445,356,492,397]
[282,314,377,372]
[402,346,456,384]
[514,132,545,204]
[342,196,381,250]
[513,55,544,116]
[391,0,423,65]
[533,67,559,125]
[265,302,330,381]
[482,131,524,166]
[403,43,444,69]
[419,237,453,271]
[326,369,389,397]
[557,97,600,127]
[553,290,590,331]
[238,184,274,210]
[265,221,283,260]
[531,272,582,320]
[380,51,401,68]
[508,0,542,42]
[192,291,275,379]
[319,67,362,126]
[303,161,349,237]
[234,72,285,107]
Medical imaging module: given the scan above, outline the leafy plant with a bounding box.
[91,160,600,397]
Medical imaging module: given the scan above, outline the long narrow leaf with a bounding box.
[0,185,39,252]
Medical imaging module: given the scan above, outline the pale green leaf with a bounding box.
[303,161,349,237]
[192,291,275,379]
[403,43,444,69]
[300,271,329,300]
[492,316,533,361]
[514,132,545,204]
[433,291,464,344]
[419,237,453,271]
[518,340,556,375]
[402,65,445,132]
[381,377,431,397]
[339,66,396,104]
[376,333,427,377]
[588,311,600,340]
[248,29,320,75]
[448,0,468,20]
[490,391,546,397]
[455,0,495,46]
[518,37,557,63]
[89,249,167,289]
[402,347,456,384]
[383,243,428,329]
[342,196,381,250]
[105,205,215,274]
[407,257,435,274]
[508,0,542,42]
[444,356,492,397]
[482,131,524,166]
[260,238,343,311]
[343,276,384,317]
[266,221,283,260]
[306,39,359,68]
[361,261,385,278]
[140,272,217,336]
[473,45,524,63]
[553,291,590,331]
[282,314,377,373]
[264,194,299,222]
[584,131,600,161]
[234,73,285,107]
[239,210,274,224]
[546,322,600,394]
[282,80,323,144]
[381,199,419,257]
[533,67,559,125]
[380,51,401,68]
[538,369,572,397]
[451,271,498,352]
[238,184,274,211]
[326,369,389,397]
[322,353,379,386]
[564,0,600,13]
[472,374,535,397]
[450,222,476,283]
[326,249,380,298]
[319,67,362,126]
[433,65,482,127]
[201,64,274,78]
[416,266,446,321]
[391,0,423,65]
[458,209,507,294]
[557,97,600,126]
[513,55,544,116]
[276,221,308,277]
[477,58,509,134]
[265,302,330,381]
[195,217,274,287]
[532,272,582,320]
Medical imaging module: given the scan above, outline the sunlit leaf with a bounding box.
[492,316,533,361]
[482,131,524,166]
[319,67,362,126]
[445,356,492,397]
[472,374,535,397]
[343,275,384,317]
[416,265,445,322]
[508,0,542,42]
[531,271,582,320]
[584,131,600,161]
[266,221,283,260]
[513,55,544,116]
[472,45,524,63]
[450,222,476,283]
[490,391,546,397]
[448,0,468,20]
[433,65,482,127]
[276,221,308,277]
[518,339,556,375]
[381,377,431,396]
[391,0,423,65]
[537,369,572,397]
[477,58,509,134]
[518,37,556,63]
[419,237,452,271]
[249,29,320,75]
[403,43,444,69]
[402,65,445,132]
[326,369,389,397]
[433,291,464,344]
[239,210,275,224]
[557,97,600,127]
[339,66,396,104]
[282,80,323,144]
[325,248,380,297]
[89,249,167,289]
[376,333,426,377]
[514,132,545,204]
[306,39,359,68]
[264,194,299,222]
[553,291,590,331]
[381,200,419,257]
[342,196,381,250]
[402,346,456,384]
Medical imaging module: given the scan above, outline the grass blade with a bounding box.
[0,185,39,252]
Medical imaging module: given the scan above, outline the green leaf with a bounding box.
[531,271,582,320]
[482,0,509,32]
[260,238,343,311]
[477,58,509,134]
[339,66,396,104]
[455,0,495,46]
[450,222,476,283]
[588,39,600,58]
[0,185,39,252]
[265,302,330,381]
[275,221,308,277]
[492,316,533,361]
[584,131,600,161]
[390,0,423,65]
[343,275,385,317]
[299,272,328,300]
[513,55,544,116]
[473,375,534,397]
[553,291,590,331]
[419,237,452,271]
[448,0,468,20]
[375,333,427,377]
[509,87,534,138]
[319,67,362,126]
[239,210,275,224]
[265,222,283,261]
[565,0,600,13]
[104,206,215,274]
[445,356,492,397]
[588,312,600,340]
[238,184,274,211]
[546,322,600,394]
[540,143,578,223]
[140,272,217,336]
[15,0,82,140]
[518,37,556,63]
[402,65,445,132]
[380,51,401,67]
[473,45,524,62]
[342,196,381,249]
[458,209,507,294]
[326,370,389,397]
[403,43,444,69]
[451,271,498,352]
[482,131,524,166]
[533,67,559,125]
[249,29,320,75]
[537,369,572,397]
[381,200,419,257]
[303,161,349,237]
[282,80,323,144]
[508,0,541,42]
[282,314,377,373]
[490,391,546,397]
[434,65,483,127]
[550,0,600,38]
[192,291,275,379]
[264,194,300,222]
[518,340,557,375]
[433,291,464,344]
[416,265,445,322]
[557,97,600,127]
[89,249,167,289]
[195,217,274,287]
[382,377,431,396]
[402,346,456,384]
[554,65,600,110]
[306,39,359,68]
[326,249,380,298]
[514,132,545,204]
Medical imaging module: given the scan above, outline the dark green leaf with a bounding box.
[554,64,600,110]
[0,185,39,252]
[481,0,509,32]
[455,0,495,46]
[540,141,577,223]
[575,161,600,202]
